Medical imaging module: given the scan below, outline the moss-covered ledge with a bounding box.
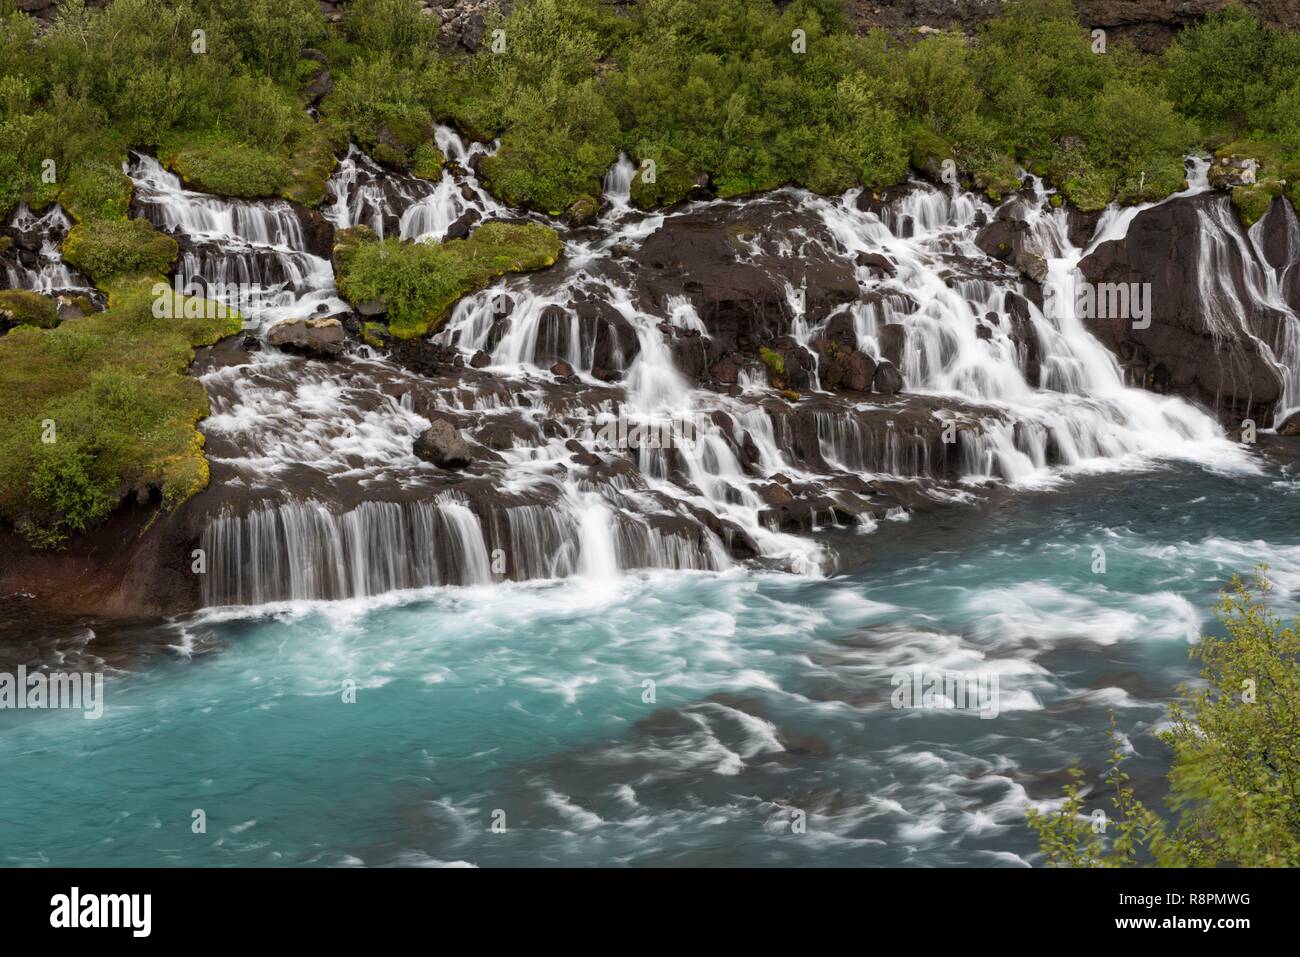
[333,221,563,339]
[0,271,242,548]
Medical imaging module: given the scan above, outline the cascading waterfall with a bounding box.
[1,203,96,297]
[121,131,1282,607]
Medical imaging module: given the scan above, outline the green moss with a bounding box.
[61,218,178,285]
[0,276,241,547]
[412,142,446,181]
[159,131,293,198]
[628,145,703,209]
[1232,180,1284,226]
[910,128,954,184]
[759,346,785,378]
[283,119,347,207]
[1061,166,1117,213]
[0,289,59,331]
[336,221,563,338]
[972,155,1021,201]
[361,321,390,349]
[366,114,437,169]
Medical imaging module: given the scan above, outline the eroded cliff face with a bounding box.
[847,1,1296,50]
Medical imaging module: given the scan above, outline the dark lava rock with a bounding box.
[1079,192,1287,425]
[872,360,905,396]
[630,199,859,352]
[445,208,481,241]
[414,418,473,470]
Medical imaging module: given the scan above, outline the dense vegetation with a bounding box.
[320,0,1300,213]
[7,0,1300,221]
[0,277,240,546]
[1029,571,1300,867]
[3,0,1300,544]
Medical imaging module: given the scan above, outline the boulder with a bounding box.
[878,323,907,368]
[414,418,473,469]
[631,202,859,352]
[872,360,905,396]
[976,201,1049,283]
[266,317,346,358]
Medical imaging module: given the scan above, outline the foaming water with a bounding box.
[117,141,1282,611]
[3,461,1298,866]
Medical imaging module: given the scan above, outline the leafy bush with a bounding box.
[1028,571,1300,867]
[0,278,241,546]
[0,289,58,331]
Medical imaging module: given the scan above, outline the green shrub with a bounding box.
[0,289,58,331]
[1028,571,1300,867]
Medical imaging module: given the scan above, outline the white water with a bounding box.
[115,140,1288,606]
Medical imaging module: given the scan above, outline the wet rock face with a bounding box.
[976,198,1049,283]
[1079,193,1287,425]
[631,201,860,354]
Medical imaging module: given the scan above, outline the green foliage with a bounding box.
[61,218,178,285]
[1028,571,1300,867]
[0,277,242,547]
[759,346,785,378]
[336,222,563,337]
[412,143,446,180]
[1164,3,1300,136]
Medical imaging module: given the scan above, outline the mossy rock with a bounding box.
[972,155,1021,201]
[628,145,704,209]
[564,194,598,226]
[283,120,347,207]
[0,289,59,332]
[364,115,437,170]
[412,143,446,181]
[62,218,178,285]
[159,132,293,199]
[336,222,563,339]
[910,128,954,185]
[759,346,785,378]
[361,321,390,349]
[1061,167,1117,213]
[1232,180,1284,226]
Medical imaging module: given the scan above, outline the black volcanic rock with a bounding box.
[1079,193,1287,425]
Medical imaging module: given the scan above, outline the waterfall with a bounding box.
[200,496,493,604]
[116,137,1284,609]
[2,203,96,297]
